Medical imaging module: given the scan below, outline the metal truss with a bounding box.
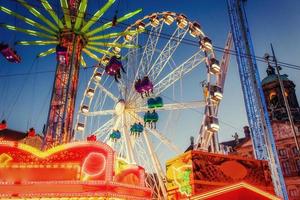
[95,82,119,103]
[138,22,164,76]
[154,51,206,96]
[148,27,188,81]
[227,0,288,198]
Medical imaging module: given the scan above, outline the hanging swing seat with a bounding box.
[0,43,21,63]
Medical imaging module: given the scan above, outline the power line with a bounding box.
[4,0,300,71]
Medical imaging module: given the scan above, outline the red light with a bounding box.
[82,152,106,177]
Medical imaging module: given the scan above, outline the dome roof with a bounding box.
[262,74,290,85]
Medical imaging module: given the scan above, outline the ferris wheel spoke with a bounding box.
[92,117,115,137]
[95,82,119,103]
[121,113,135,163]
[134,114,180,154]
[147,27,188,81]
[133,101,206,113]
[82,109,115,116]
[137,23,164,77]
[154,51,206,96]
[145,127,181,154]
[143,129,168,198]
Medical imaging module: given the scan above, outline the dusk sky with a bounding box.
[0,0,300,152]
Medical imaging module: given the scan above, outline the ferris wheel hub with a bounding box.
[115,99,126,116]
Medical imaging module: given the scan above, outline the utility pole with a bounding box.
[266,44,300,150]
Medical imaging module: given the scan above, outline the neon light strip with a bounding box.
[40,0,64,29]
[37,48,56,57]
[0,6,56,35]
[17,40,58,45]
[89,30,141,41]
[80,55,87,67]
[0,24,56,39]
[82,48,101,61]
[81,0,116,33]
[16,0,58,31]
[189,182,281,200]
[74,0,88,31]
[86,9,142,36]
[60,0,71,29]
[89,42,140,49]
[85,45,114,56]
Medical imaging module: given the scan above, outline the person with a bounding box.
[151,110,158,129]
[135,79,143,98]
[114,69,121,83]
[144,111,151,128]
[112,11,118,26]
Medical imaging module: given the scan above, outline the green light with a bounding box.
[89,42,140,49]
[86,8,142,36]
[0,6,56,35]
[74,0,88,31]
[0,24,56,39]
[85,45,114,56]
[81,0,115,33]
[82,48,101,62]
[37,48,56,57]
[40,0,64,29]
[60,0,71,29]
[17,40,58,45]
[16,0,58,31]
[80,55,87,67]
[88,30,140,41]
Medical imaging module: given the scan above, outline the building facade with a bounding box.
[221,66,300,200]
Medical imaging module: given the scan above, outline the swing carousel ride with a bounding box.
[0,0,281,199]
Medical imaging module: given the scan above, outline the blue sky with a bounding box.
[0,0,300,150]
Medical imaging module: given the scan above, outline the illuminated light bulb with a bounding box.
[150,14,160,27]
[176,14,188,29]
[77,123,85,132]
[81,105,89,113]
[124,34,133,42]
[209,58,221,75]
[86,88,95,98]
[93,72,102,81]
[163,12,174,25]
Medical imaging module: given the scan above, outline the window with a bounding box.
[296,160,300,171]
[279,149,287,157]
[282,161,291,176]
[292,147,299,156]
[289,189,298,197]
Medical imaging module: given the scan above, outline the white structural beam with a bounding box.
[154,51,206,96]
[148,27,188,81]
[122,113,135,164]
[134,115,181,154]
[96,82,119,103]
[83,109,115,116]
[145,127,181,154]
[134,101,206,113]
[138,23,164,76]
[143,130,168,199]
[93,117,115,136]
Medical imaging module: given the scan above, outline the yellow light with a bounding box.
[189,182,281,200]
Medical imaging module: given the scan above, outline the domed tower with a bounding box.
[262,65,300,121]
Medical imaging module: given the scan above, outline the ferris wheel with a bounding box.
[75,12,222,198]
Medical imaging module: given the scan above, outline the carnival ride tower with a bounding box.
[44,1,83,148]
[0,0,142,148]
[227,0,288,199]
